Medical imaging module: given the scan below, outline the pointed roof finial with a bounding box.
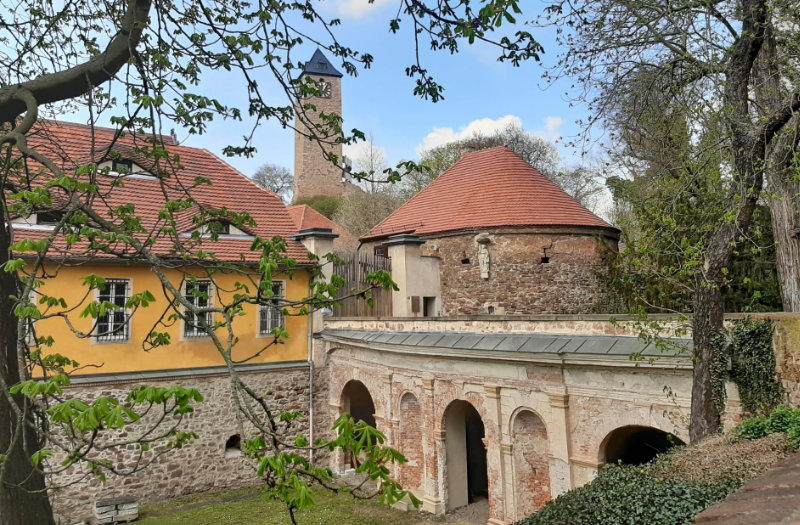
[301,48,344,78]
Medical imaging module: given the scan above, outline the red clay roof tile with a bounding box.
[13,121,311,264]
[362,147,615,241]
[288,205,359,251]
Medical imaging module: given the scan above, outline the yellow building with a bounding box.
[13,120,315,376]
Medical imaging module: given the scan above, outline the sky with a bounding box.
[171,0,595,178]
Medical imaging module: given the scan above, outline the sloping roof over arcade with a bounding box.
[322,329,692,367]
[361,147,617,242]
[12,120,311,264]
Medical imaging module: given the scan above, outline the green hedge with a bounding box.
[515,464,734,525]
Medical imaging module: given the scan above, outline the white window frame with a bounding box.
[258,281,285,336]
[95,279,131,343]
[182,279,214,338]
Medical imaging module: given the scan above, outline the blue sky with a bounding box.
[180,0,592,177]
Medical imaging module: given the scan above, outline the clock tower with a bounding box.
[293,49,344,202]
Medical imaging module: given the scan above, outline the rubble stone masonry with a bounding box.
[433,228,616,315]
[50,364,328,522]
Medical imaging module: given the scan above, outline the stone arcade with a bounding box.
[319,316,739,524]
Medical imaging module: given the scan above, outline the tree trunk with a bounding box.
[770,184,800,311]
[690,282,725,442]
[0,224,55,524]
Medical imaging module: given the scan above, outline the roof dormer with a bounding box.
[182,219,254,239]
[98,158,157,180]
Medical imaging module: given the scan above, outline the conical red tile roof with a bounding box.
[362,147,616,241]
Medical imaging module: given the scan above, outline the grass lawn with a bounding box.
[139,485,468,525]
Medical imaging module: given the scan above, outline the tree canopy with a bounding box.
[0,0,541,523]
[544,0,800,439]
[253,163,294,204]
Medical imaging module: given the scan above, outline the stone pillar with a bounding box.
[547,392,573,495]
[382,373,395,471]
[383,234,426,317]
[421,376,443,514]
[292,228,338,332]
[484,384,506,525]
[500,443,514,522]
[328,399,345,473]
[430,428,447,515]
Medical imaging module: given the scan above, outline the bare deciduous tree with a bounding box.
[253,163,293,203]
[544,0,800,440]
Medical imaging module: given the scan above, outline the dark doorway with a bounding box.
[465,406,488,499]
[340,380,377,469]
[341,380,376,428]
[444,400,489,511]
[602,425,685,465]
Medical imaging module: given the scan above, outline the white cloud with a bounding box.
[343,140,387,169]
[418,115,523,153]
[333,0,394,20]
[417,115,565,154]
[544,116,563,141]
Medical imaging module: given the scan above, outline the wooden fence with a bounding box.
[331,251,392,317]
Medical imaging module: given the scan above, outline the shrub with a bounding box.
[734,406,800,449]
[515,464,734,525]
[293,196,342,219]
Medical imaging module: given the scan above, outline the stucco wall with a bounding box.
[32,263,310,374]
[318,314,714,524]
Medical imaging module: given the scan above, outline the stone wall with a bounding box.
[50,363,328,522]
[293,76,345,201]
[751,313,800,406]
[323,314,686,338]
[431,228,615,315]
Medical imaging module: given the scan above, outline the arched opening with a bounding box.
[398,393,423,492]
[443,400,488,512]
[512,410,550,520]
[340,380,377,468]
[225,434,242,458]
[340,380,376,428]
[601,425,685,465]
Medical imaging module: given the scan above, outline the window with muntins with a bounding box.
[96,279,130,342]
[184,280,213,337]
[259,282,285,335]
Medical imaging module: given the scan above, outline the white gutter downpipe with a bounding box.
[308,302,314,464]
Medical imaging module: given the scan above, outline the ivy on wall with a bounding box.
[729,318,784,415]
[710,330,729,416]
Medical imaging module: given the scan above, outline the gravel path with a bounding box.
[445,497,489,524]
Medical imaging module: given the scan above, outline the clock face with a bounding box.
[319,80,332,98]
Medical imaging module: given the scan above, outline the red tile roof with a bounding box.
[288,205,359,251]
[12,120,312,264]
[362,147,616,241]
